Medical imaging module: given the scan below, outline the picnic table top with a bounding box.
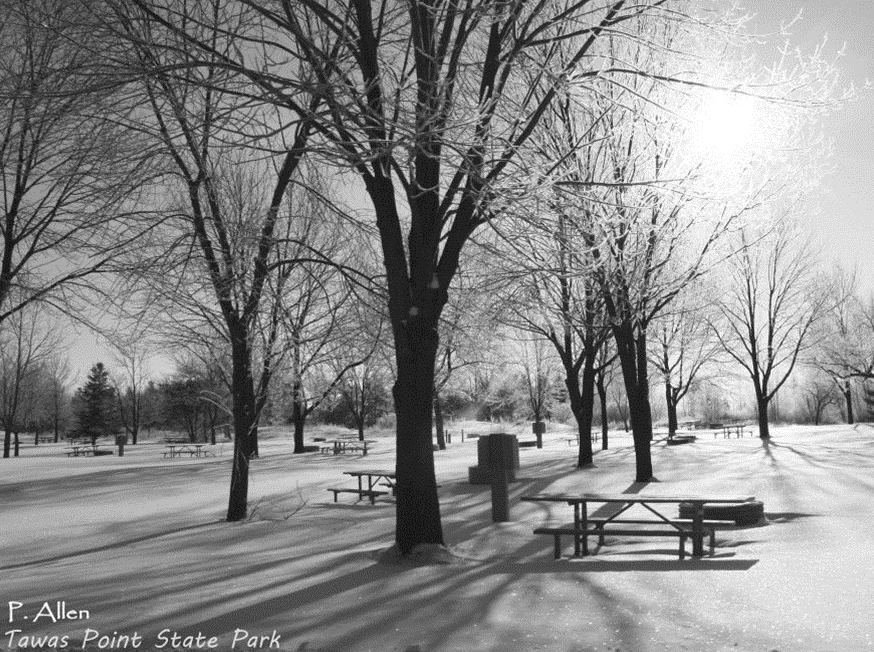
[520,493,755,505]
[344,469,395,478]
[326,438,377,444]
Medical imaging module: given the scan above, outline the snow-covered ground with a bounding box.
[2,423,874,652]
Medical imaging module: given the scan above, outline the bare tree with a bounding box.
[800,371,840,425]
[134,0,679,552]
[276,181,375,454]
[518,337,554,428]
[96,0,344,520]
[44,353,73,443]
[501,228,612,467]
[534,66,735,479]
[433,271,497,449]
[0,1,150,327]
[810,265,863,423]
[286,291,384,450]
[0,303,65,457]
[650,294,721,437]
[337,364,390,441]
[713,227,828,439]
[108,334,152,445]
[594,342,617,449]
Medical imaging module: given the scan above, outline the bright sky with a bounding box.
[743,0,874,289]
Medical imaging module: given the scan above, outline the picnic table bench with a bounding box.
[327,469,396,504]
[533,519,718,560]
[521,493,755,559]
[163,443,215,458]
[320,439,376,456]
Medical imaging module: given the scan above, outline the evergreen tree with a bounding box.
[73,363,118,444]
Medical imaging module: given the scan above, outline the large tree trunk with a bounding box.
[291,379,307,454]
[4,428,11,458]
[627,384,654,480]
[357,383,366,441]
[614,326,654,481]
[434,392,446,450]
[756,395,771,440]
[579,357,597,467]
[366,169,447,555]
[292,413,306,453]
[565,366,594,467]
[131,403,139,445]
[843,379,854,424]
[666,383,678,437]
[248,426,259,458]
[393,323,443,555]
[227,330,257,522]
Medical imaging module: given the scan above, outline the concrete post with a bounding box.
[486,433,518,522]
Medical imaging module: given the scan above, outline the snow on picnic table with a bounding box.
[2,425,874,652]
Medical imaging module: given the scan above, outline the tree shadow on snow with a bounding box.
[0,520,222,571]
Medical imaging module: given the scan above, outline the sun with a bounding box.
[691,92,759,160]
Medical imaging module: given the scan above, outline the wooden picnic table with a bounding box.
[327,469,396,504]
[345,469,396,493]
[321,439,376,456]
[718,423,752,438]
[521,493,755,558]
[65,443,102,457]
[163,443,214,458]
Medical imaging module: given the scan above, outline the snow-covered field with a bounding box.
[3,423,874,652]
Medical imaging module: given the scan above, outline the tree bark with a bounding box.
[756,395,771,440]
[227,329,257,522]
[393,321,443,554]
[613,326,654,481]
[844,380,854,424]
[131,407,139,445]
[291,378,307,454]
[3,429,11,458]
[434,392,446,450]
[666,383,678,437]
[293,414,306,453]
[579,357,597,467]
[565,365,594,467]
